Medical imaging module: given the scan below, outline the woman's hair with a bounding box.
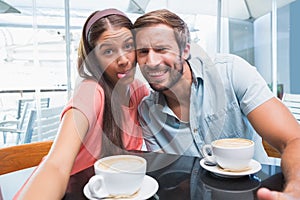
[77,9,134,155]
[133,9,190,55]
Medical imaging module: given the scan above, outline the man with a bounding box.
[134,9,300,200]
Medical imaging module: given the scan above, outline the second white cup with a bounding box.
[202,138,255,171]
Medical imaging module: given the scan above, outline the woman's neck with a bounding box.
[114,84,131,107]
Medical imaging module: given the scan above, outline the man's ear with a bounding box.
[183,43,191,60]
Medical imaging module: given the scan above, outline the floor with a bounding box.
[0,167,35,200]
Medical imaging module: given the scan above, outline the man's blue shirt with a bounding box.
[138,50,274,163]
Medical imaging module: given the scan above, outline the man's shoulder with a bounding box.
[138,90,160,115]
[141,90,159,104]
[189,52,244,73]
[213,53,252,67]
[213,53,238,63]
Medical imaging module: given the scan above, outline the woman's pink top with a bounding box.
[63,79,149,175]
[13,79,148,199]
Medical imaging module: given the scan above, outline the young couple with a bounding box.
[16,8,300,200]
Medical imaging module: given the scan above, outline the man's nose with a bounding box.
[144,50,161,67]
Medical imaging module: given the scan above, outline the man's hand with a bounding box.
[257,187,297,200]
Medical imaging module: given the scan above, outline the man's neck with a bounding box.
[163,62,192,121]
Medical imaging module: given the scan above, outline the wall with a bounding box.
[290,0,300,94]
[254,4,290,94]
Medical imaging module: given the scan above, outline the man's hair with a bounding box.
[133,9,190,54]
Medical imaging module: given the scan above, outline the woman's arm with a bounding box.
[16,108,89,200]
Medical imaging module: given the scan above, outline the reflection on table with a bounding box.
[63,151,283,200]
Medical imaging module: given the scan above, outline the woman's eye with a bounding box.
[103,49,113,55]
[124,43,134,51]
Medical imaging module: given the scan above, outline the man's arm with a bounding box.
[247,97,300,200]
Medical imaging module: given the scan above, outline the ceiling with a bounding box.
[2,0,296,20]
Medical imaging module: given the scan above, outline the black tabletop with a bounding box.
[63,151,284,200]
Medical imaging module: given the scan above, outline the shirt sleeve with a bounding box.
[230,55,274,115]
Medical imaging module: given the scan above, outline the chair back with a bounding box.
[0,101,36,145]
[282,93,300,123]
[262,140,281,158]
[17,98,50,119]
[17,102,35,130]
[14,102,36,144]
[0,141,53,175]
[24,105,64,143]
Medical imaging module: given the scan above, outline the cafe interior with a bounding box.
[0,0,300,199]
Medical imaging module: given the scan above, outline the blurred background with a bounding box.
[0,0,299,145]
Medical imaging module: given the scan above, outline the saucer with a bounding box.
[83,175,159,200]
[200,159,262,178]
[200,170,261,192]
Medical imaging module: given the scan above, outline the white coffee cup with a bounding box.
[87,155,147,199]
[202,138,254,171]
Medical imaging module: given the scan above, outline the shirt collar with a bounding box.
[187,43,215,85]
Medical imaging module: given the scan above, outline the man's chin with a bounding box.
[149,83,169,92]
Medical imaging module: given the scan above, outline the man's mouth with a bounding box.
[148,70,167,77]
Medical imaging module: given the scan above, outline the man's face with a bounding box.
[135,24,185,91]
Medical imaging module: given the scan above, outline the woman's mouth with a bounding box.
[117,69,132,79]
[117,73,127,79]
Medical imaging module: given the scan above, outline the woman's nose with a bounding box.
[117,53,129,67]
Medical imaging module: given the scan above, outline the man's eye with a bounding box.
[155,47,167,52]
[137,48,149,54]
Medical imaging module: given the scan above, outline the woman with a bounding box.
[15,8,149,199]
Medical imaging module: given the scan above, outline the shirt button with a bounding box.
[193,128,198,133]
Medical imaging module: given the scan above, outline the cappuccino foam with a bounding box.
[98,157,144,172]
[213,138,253,148]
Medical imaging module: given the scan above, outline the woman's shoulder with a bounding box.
[74,79,104,93]
[131,79,149,96]
[128,79,149,105]
[70,79,105,108]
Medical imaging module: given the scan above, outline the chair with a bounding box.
[23,105,64,143]
[16,98,50,119]
[262,140,281,158]
[0,102,35,145]
[0,141,53,175]
[282,93,300,123]
[0,98,50,145]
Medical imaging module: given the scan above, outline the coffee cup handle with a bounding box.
[88,175,109,198]
[202,144,216,163]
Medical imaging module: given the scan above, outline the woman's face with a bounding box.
[94,27,136,86]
